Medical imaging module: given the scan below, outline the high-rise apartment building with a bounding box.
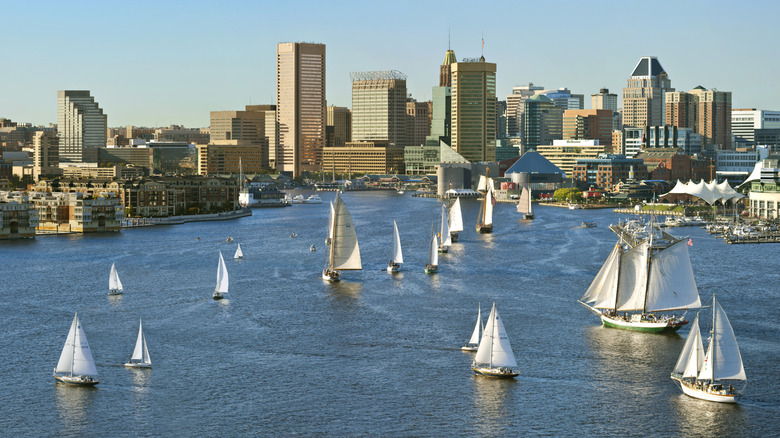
[622,57,674,128]
[350,71,407,145]
[451,57,497,162]
[522,95,562,151]
[562,109,613,147]
[276,42,326,176]
[591,88,618,111]
[732,109,780,146]
[33,130,59,180]
[406,99,430,146]
[326,106,351,148]
[57,90,107,163]
[665,86,731,150]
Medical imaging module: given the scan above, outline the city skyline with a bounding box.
[2,0,777,127]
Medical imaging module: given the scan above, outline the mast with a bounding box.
[641,222,655,313]
[711,295,717,385]
[488,303,495,368]
[70,314,77,377]
[612,239,623,314]
[328,194,340,269]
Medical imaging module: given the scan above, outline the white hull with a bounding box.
[461,345,478,352]
[108,290,123,296]
[124,362,152,368]
[387,263,400,273]
[674,378,738,403]
[54,374,100,386]
[322,268,341,281]
[472,366,518,378]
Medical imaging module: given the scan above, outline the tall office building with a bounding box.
[506,83,544,137]
[732,109,780,146]
[210,109,270,168]
[350,71,407,145]
[276,42,326,176]
[326,106,351,148]
[665,86,732,150]
[451,57,497,162]
[245,104,277,169]
[522,95,562,151]
[57,90,107,163]
[545,88,584,111]
[591,88,618,111]
[622,57,674,128]
[406,99,430,146]
[562,109,613,147]
[33,130,59,180]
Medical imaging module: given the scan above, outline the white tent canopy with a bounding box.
[661,179,744,205]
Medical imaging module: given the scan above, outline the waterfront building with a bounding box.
[451,57,497,162]
[562,109,613,147]
[622,57,674,128]
[634,147,693,182]
[522,95,562,151]
[571,154,647,191]
[350,71,407,145]
[210,110,268,168]
[243,106,278,169]
[33,130,60,181]
[276,42,326,177]
[666,86,732,150]
[503,150,566,195]
[322,141,405,175]
[196,141,266,175]
[731,109,780,147]
[59,163,144,179]
[747,158,780,219]
[0,192,38,238]
[326,106,351,148]
[154,125,210,145]
[29,191,123,233]
[716,146,769,183]
[57,90,107,163]
[406,98,430,146]
[536,140,605,177]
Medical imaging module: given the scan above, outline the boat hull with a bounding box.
[424,265,437,274]
[472,366,518,378]
[387,263,400,273]
[461,345,478,352]
[124,362,151,368]
[108,290,123,296]
[212,292,224,300]
[522,214,534,220]
[476,224,493,234]
[437,246,448,253]
[600,314,688,333]
[322,268,341,281]
[450,232,458,242]
[54,374,100,386]
[673,378,738,403]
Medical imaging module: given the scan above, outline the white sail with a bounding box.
[440,204,452,246]
[234,244,243,260]
[449,197,463,232]
[517,187,533,216]
[329,194,362,271]
[109,263,123,292]
[429,234,439,266]
[477,175,487,192]
[672,314,704,378]
[581,243,621,309]
[56,313,98,377]
[215,251,229,294]
[616,240,649,311]
[392,220,403,264]
[327,201,335,244]
[644,239,701,311]
[473,305,495,365]
[474,303,517,369]
[484,189,494,226]
[699,297,746,381]
[468,305,482,345]
[131,319,151,365]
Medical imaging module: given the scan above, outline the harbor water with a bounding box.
[2,191,779,436]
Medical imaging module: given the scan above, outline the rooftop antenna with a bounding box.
[448,28,451,50]
[481,32,484,57]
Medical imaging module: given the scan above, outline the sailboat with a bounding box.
[213,251,229,300]
[471,303,518,378]
[448,197,463,242]
[461,304,483,352]
[387,220,403,272]
[517,186,534,220]
[322,193,362,281]
[108,263,123,296]
[425,224,439,274]
[438,203,452,253]
[234,244,243,260]
[476,187,494,233]
[671,296,746,403]
[54,313,100,386]
[579,233,701,332]
[124,319,152,368]
[325,201,334,245]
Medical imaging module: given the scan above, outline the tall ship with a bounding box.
[448,197,464,242]
[475,187,494,234]
[579,231,701,333]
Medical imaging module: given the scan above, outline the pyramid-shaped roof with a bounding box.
[631,57,666,77]
[504,150,565,176]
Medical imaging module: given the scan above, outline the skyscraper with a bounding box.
[665,87,732,150]
[57,90,107,163]
[622,57,674,128]
[350,71,407,145]
[522,94,562,151]
[276,42,326,176]
[439,49,456,87]
[406,98,430,146]
[451,57,497,162]
[506,83,544,137]
[210,109,270,169]
[326,106,351,148]
[591,88,618,111]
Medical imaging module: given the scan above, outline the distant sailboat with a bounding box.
[108,263,123,296]
[213,251,229,300]
[449,197,463,242]
[54,313,100,386]
[425,223,439,274]
[124,319,151,368]
[517,186,534,220]
[438,203,452,253]
[471,303,518,378]
[579,235,701,332]
[671,296,746,403]
[461,304,483,352]
[323,193,362,281]
[476,187,494,233]
[234,244,243,260]
[387,220,403,272]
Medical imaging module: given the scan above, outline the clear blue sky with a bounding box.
[2,0,777,128]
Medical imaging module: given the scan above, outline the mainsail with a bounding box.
[55,313,98,377]
[516,186,533,216]
[392,220,403,264]
[484,189,494,226]
[131,319,151,365]
[329,194,362,271]
[109,263,123,292]
[468,305,482,345]
[474,303,517,369]
[215,251,229,294]
[672,313,705,378]
[326,201,335,244]
[234,244,243,259]
[449,197,463,233]
[698,297,746,382]
[440,204,452,246]
[429,233,439,266]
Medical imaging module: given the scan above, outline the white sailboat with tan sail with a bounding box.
[671,296,746,403]
[516,186,534,220]
[438,203,452,253]
[448,196,463,242]
[461,304,483,352]
[54,312,100,386]
[387,220,403,272]
[476,187,494,234]
[108,263,123,296]
[323,193,362,281]
[471,303,518,378]
[124,319,152,368]
[213,251,229,300]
